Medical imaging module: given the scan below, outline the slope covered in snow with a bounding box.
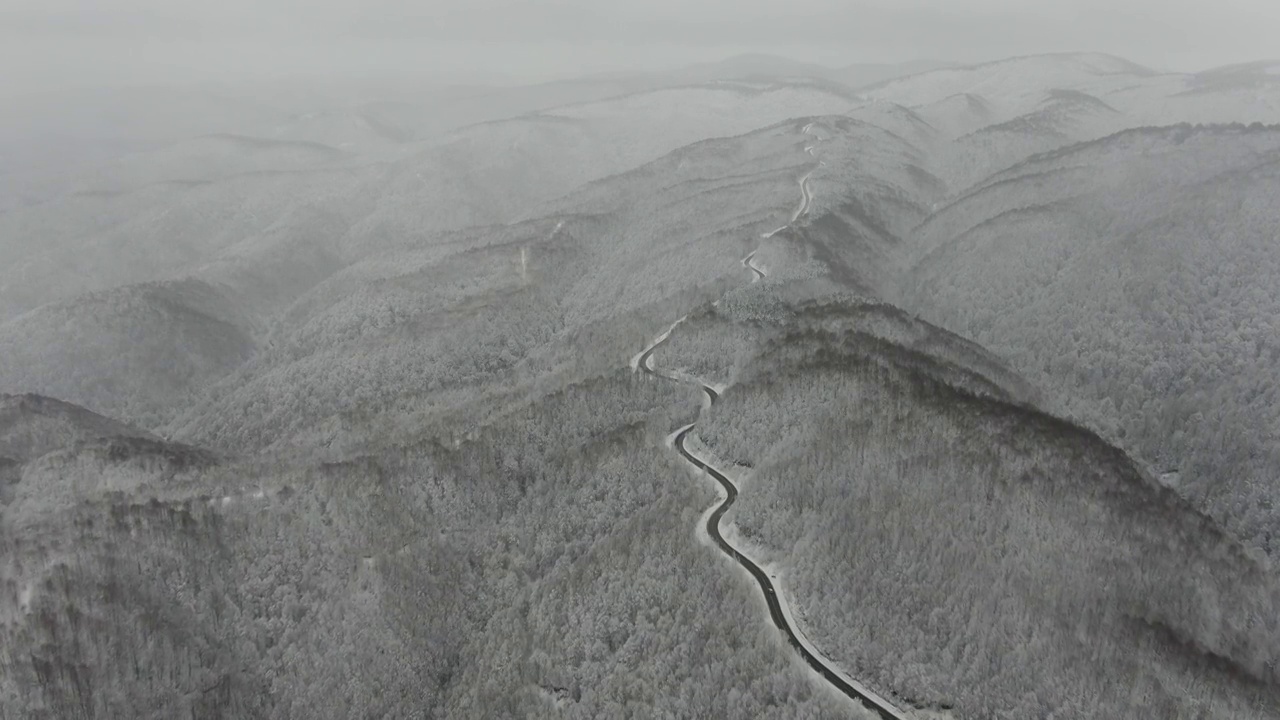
[903,125,1280,553]
[850,53,1280,192]
[7,51,1280,720]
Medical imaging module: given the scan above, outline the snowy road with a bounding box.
[633,246,910,719]
[673,427,909,720]
[792,122,827,221]
[765,122,823,234]
[630,315,687,372]
[791,168,816,222]
[742,251,766,283]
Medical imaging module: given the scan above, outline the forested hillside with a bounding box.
[0,279,258,427]
[904,124,1280,553]
[656,272,1280,718]
[0,394,153,463]
[5,50,1280,719]
[1,369,869,719]
[855,53,1280,192]
[2,110,891,718]
[0,79,855,323]
[171,118,849,454]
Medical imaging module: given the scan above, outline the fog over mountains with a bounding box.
[3,46,1280,719]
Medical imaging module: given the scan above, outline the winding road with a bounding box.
[638,323,907,720]
[764,122,824,236]
[631,123,909,718]
[791,168,815,223]
[675,428,907,720]
[741,251,766,282]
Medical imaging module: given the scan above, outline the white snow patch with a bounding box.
[18,582,34,615]
[535,686,572,710]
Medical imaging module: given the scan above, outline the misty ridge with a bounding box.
[4,1,1280,716]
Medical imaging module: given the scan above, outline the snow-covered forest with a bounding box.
[4,39,1280,719]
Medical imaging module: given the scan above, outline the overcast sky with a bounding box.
[3,0,1279,94]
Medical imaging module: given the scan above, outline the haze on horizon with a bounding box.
[2,0,1279,95]
[5,0,1280,716]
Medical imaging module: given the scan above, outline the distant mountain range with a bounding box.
[4,51,1280,719]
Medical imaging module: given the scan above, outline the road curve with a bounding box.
[764,123,823,236]
[791,169,815,223]
[638,334,906,719]
[631,268,909,720]
[742,251,766,283]
[631,128,908,717]
[796,123,825,220]
[673,428,905,720]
